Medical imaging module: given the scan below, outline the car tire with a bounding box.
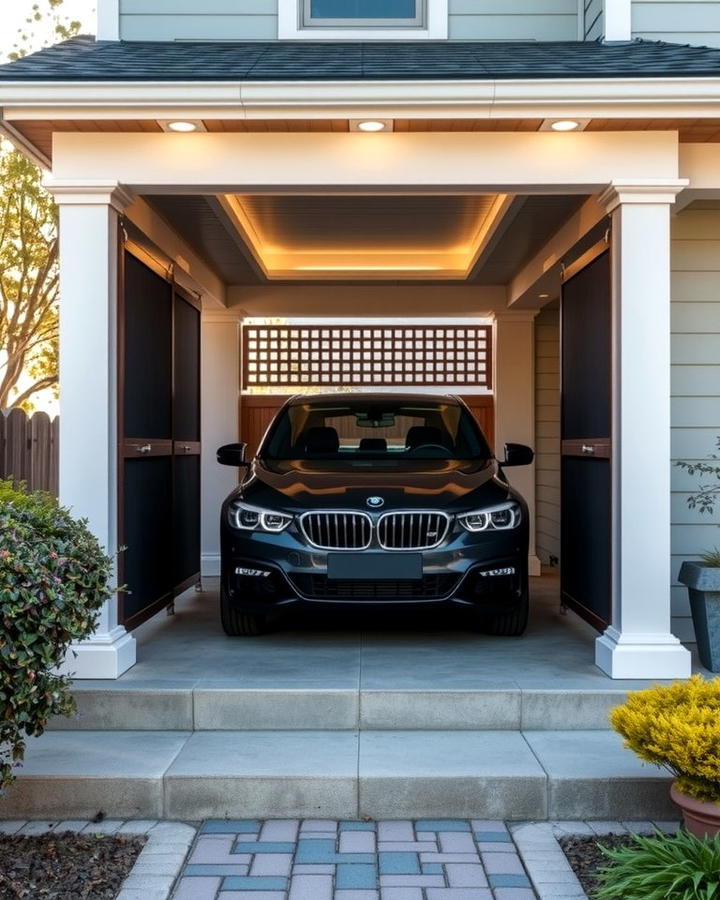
[483,587,529,637]
[220,587,268,636]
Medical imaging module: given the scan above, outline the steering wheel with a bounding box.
[407,443,450,454]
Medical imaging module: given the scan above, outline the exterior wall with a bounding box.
[534,305,561,567]
[632,0,720,48]
[671,202,720,642]
[584,0,604,38]
[118,0,579,41]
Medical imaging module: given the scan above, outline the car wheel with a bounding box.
[220,586,268,636]
[483,587,529,637]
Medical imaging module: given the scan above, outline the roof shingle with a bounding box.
[1,35,720,82]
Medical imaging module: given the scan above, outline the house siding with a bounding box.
[119,0,580,41]
[632,0,720,48]
[584,0,603,39]
[534,305,561,567]
[671,202,720,643]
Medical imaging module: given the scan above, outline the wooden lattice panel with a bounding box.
[243,324,492,389]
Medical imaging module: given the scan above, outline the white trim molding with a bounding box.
[278,0,448,40]
[602,0,631,42]
[43,178,135,213]
[599,179,690,211]
[96,0,120,41]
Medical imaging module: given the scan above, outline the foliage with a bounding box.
[0,2,81,412]
[700,548,720,568]
[0,480,114,789]
[610,676,720,803]
[593,829,720,900]
[676,436,720,518]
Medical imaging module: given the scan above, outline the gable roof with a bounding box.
[1,35,720,82]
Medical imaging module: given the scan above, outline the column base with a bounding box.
[595,626,692,679]
[528,555,542,577]
[56,626,136,680]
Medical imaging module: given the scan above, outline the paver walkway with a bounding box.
[172,819,535,900]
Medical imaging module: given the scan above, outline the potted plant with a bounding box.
[676,440,720,672]
[610,676,720,838]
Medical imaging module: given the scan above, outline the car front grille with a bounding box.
[377,512,450,550]
[288,573,459,600]
[299,511,372,550]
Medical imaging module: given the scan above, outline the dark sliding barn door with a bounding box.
[560,245,612,631]
[119,250,201,629]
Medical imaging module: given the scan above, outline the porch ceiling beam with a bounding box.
[3,76,720,120]
[676,142,720,209]
[47,131,680,194]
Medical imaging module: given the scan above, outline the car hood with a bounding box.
[238,457,513,512]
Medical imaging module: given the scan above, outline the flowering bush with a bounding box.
[0,480,114,788]
[610,676,720,803]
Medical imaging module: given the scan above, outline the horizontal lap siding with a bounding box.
[120,0,579,40]
[584,0,603,39]
[670,205,720,642]
[120,0,277,39]
[632,0,720,48]
[449,0,578,39]
[535,307,560,567]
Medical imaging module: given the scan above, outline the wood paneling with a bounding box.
[13,116,720,164]
[240,394,289,460]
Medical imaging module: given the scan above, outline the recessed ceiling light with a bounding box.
[550,120,580,132]
[538,293,550,299]
[167,121,198,133]
[357,121,386,132]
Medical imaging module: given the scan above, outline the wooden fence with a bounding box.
[0,409,59,496]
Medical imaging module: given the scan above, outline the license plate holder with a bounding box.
[327,552,422,580]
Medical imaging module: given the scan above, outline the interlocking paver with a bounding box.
[446,864,488,887]
[288,874,333,900]
[480,853,526,875]
[172,876,220,900]
[168,818,545,900]
[251,853,293,876]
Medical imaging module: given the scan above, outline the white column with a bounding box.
[603,0,632,41]
[493,311,541,577]
[200,311,242,577]
[595,181,691,679]
[46,180,136,679]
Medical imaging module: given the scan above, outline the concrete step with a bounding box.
[49,685,629,731]
[1,729,676,822]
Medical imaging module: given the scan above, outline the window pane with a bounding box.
[311,0,416,18]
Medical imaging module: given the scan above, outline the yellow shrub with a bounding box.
[610,676,720,803]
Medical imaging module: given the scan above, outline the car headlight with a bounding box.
[458,501,521,532]
[228,500,292,533]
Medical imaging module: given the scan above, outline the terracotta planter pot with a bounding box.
[671,784,720,838]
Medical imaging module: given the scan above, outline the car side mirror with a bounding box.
[502,442,534,467]
[217,442,250,467]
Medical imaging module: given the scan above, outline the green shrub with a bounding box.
[700,547,720,568]
[593,829,720,900]
[0,480,114,788]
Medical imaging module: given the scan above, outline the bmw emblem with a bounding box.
[367,496,384,509]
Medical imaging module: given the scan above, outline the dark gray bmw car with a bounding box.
[217,393,533,636]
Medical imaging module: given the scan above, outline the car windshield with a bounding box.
[261,397,491,461]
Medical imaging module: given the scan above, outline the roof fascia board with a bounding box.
[3,77,720,118]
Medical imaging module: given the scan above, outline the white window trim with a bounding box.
[96,0,120,40]
[278,0,448,40]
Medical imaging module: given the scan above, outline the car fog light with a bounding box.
[236,567,272,578]
[479,567,516,577]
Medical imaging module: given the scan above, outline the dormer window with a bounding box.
[304,0,423,28]
[279,0,447,39]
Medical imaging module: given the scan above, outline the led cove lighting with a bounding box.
[167,121,198,133]
[295,265,444,271]
[357,121,386,132]
[550,120,580,132]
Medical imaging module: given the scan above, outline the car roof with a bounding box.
[285,392,462,406]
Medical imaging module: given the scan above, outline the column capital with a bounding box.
[43,178,134,213]
[599,179,689,213]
